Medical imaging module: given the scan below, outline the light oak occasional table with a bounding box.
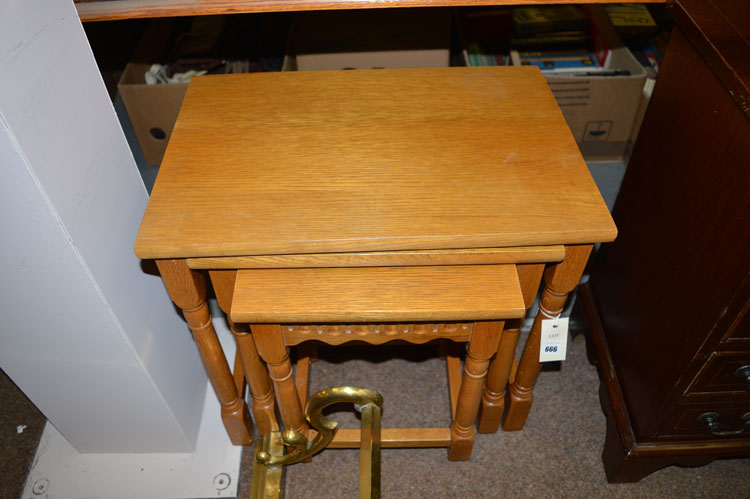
[134,67,616,456]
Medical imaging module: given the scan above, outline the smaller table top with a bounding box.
[231,265,526,323]
[135,67,616,259]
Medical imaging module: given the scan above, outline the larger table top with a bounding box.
[135,67,616,259]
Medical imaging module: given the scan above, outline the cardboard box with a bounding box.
[544,46,647,161]
[118,64,188,167]
[462,6,648,161]
[545,6,648,161]
[623,78,654,163]
[286,9,451,71]
[118,19,187,167]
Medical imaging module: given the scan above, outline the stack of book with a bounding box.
[509,50,600,73]
[464,5,624,76]
[461,7,513,67]
[509,6,614,75]
[466,43,508,66]
[604,4,672,76]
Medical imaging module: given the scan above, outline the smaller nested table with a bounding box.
[231,263,526,460]
[134,67,616,458]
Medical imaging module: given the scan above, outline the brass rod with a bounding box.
[359,403,382,499]
[250,433,284,499]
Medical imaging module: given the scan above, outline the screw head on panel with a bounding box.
[32,478,49,495]
[214,472,231,491]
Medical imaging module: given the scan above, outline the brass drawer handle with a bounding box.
[698,412,750,437]
[735,365,750,392]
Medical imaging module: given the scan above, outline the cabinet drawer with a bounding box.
[662,406,750,438]
[686,352,750,395]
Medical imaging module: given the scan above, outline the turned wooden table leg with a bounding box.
[478,264,545,433]
[294,341,318,406]
[209,270,278,436]
[449,321,504,461]
[156,259,253,445]
[503,245,592,431]
[251,324,308,437]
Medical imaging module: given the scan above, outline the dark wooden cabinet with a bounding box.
[580,0,750,483]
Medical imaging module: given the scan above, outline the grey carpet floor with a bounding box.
[0,369,46,499]
[236,332,750,498]
[3,330,749,498]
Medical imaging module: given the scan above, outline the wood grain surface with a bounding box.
[282,323,472,346]
[186,245,565,269]
[135,68,615,259]
[328,428,450,448]
[75,0,660,23]
[231,264,525,323]
[672,0,750,120]
[155,259,254,444]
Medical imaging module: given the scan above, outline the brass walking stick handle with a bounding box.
[251,386,383,499]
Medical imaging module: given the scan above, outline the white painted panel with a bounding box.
[21,322,242,499]
[0,0,208,452]
[0,118,195,452]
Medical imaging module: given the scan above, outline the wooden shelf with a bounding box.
[75,0,660,22]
